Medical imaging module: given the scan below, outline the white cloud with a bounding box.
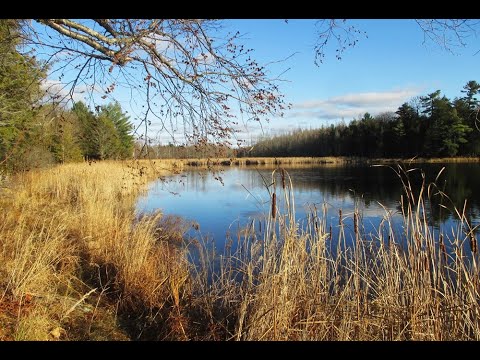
[290,87,423,121]
[40,79,86,105]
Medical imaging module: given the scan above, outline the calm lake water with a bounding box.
[136,163,480,249]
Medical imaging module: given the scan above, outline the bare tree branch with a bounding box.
[37,19,117,60]
[313,19,368,66]
[21,19,289,154]
[415,19,480,53]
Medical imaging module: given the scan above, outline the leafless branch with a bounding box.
[415,19,480,54]
[21,19,289,153]
[313,19,368,66]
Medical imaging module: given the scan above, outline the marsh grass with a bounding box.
[0,159,479,340]
[0,160,189,340]
[186,164,480,340]
[173,156,480,168]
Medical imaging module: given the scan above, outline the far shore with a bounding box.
[141,156,480,169]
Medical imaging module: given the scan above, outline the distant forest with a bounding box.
[237,83,480,159]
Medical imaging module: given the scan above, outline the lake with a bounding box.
[136,162,480,250]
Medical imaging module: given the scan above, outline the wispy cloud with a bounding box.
[40,79,86,105]
[290,87,423,121]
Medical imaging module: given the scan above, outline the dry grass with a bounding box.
[369,156,480,164]
[181,156,353,167]
[187,165,480,340]
[1,159,479,340]
[0,159,189,340]
[154,156,480,169]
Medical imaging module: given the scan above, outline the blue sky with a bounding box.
[221,19,480,140]
[40,19,480,144]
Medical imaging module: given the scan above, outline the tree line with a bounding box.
[2,18,479,171]
[0,20,134,171]
[238,83,480,159]
[134,142,236,159]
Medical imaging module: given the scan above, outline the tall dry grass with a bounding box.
[1,159,479,340]
[0,160,189,340]
[188,165,480,340]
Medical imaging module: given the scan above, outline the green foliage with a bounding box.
[425,96,472,156]
[98,102,134,159]
[0,19,135,171]
[0,19,47,170]
[45,107,84,163]
[241,83,478,159]
[456,81,480,155]
[73,101,134,160]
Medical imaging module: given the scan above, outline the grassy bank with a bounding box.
[1,160,479,340]
[183,156,353,167]
[160,156,480,168]
[0,160,189,340]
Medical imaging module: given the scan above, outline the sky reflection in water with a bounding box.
[137,163,480,250]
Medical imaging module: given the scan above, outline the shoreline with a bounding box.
[145,156,480,169]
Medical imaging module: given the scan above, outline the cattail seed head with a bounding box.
[470,233,477,255]
[439,234,447,263]
[354,212,358,235]
[271,192,276,219]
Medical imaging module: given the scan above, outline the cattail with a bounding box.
[469,233,477,255]
[354,211,358,236]
[329,225,332,241]
[339,209,342,226]
[281,168,286,190]
[439,234,447,263]
[271,192,276,219]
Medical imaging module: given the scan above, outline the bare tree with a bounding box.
[20,19,289,155]
[313,19,368,65]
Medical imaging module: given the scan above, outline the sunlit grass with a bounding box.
[188,165,480,340]
[0,159,188,340]
[0,159,479,340]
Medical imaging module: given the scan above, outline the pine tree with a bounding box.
[72,101,99,159]
[456,80,480,155]
[0,19,46,170]
[425,95,471,156]
[98,102,134,159]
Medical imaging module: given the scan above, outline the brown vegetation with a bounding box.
[1,159,479,340]
[0,160,189,340]
[178,156,480,168]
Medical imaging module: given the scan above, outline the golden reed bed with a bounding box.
[0,159,479,340]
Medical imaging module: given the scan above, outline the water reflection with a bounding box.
[136,163,480,248]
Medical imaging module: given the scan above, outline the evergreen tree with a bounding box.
[45,107,83,163]
[94,113,121,160]
[72,101,100,159]
[423,96,470,156]
[396,103,422,156]
[461,80,480,110]
[456,80,480,155]
[98,102,134,159]
[0,19,46,170]
[420,90,441,117]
